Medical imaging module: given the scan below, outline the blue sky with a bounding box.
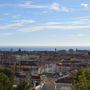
[0,0,90,46]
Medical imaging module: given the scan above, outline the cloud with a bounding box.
[0,16,88,31]
[19,2,47,8]
[19,2,71,12]
[45,18,90,25]
[50,3,70,12]
[45,22,62,25]
[18,18,90,32]
[0,23,22,30]
[15,19,36,24]
[50,3,60,11]
[12,15,21,19]
[0,19,36,30]
[71,34,85,37]
[0,1,71,12]
[18,25,90,32]
[0,33,14,36]
[81,3,89,8]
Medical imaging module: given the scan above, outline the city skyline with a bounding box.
[0,0,90,46]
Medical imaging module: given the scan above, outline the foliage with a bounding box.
[0,67,14,83]
[14,80,32,90]
[0,72,12,90]
[0,67,32,90]
[0,67,14,90]
[73,68,90,90]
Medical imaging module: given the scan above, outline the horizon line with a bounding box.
[0,46,90,47]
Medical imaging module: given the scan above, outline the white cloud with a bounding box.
[0,17,88,31]
[45,22,62,25]
[0,19,36,30]
[50,3,70,12]
[76,34,85,37]
[19,2,47,8]
[15,19,36,24]
[81,3,89,8]
[0,2,71,12]
[19,2,71,12]
[18,18,90,32]
[0,33,14,36]
[12,15,21,19]
[71,34,85,37]
[50,3,60,11]
[0,23,22,30]
[46,18,90,25]
[18,25,90,32]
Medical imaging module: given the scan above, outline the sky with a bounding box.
[0,0,90,46]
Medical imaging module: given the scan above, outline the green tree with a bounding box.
[73,68,90,90]
[14,80,32,90]
[0,67,14,90]
[0,72,12,90]
[0,67,14,83]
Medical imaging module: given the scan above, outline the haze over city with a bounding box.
[0,0,90,46]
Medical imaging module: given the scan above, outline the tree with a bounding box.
[73,68,90,90]
[14,80,32,90]
[0,67,14,83]
[0,67,14,90]
[0,72,12,90]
